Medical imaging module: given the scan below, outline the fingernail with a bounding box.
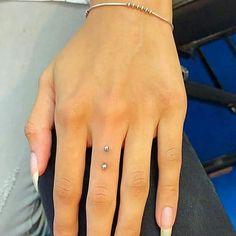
[30,152,39,192]
[160,207,173,236]
[161,228,172,236]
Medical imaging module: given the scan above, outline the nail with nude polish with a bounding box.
[30,152,39,192]
[160,207,173,236]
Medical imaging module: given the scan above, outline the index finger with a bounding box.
[53,123,87,236]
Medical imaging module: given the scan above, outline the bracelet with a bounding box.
[85,2,174,31]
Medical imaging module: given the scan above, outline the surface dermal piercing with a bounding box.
[101,162,108,170]
[104,145,110,152]
[101,145,109,170]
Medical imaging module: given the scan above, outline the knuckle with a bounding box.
[160,88,176,105]
[55,101,85,126]
[174,91,187,113]
[54,221,73,234]
[161,87,187,113]
[24,120,37,139]
[38,70,47,85]
[54,177,77,201]
[162,183,178,197]
[166,147,181,163]
[87,184,114,207]
[138,95,159,120]
[96,96,127,122]
[38,68,52,87]
[125,170,149,195]
[54,221,75,236]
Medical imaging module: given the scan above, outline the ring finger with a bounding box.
[115,118,156,236]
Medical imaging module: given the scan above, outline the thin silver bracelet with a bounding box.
[85,2,174,31]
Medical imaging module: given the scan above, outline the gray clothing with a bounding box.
[0,2,87,235]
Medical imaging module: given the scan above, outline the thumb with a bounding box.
[25,65,55,191]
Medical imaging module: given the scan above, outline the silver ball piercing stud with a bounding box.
[101,163,108,170]
[104,145,110,152]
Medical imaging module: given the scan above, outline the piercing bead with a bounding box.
[104,145,110,152]
[101,163,108,170]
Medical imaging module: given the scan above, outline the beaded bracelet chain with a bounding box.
[85,2,174,31]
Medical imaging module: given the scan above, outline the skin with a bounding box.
[25,0,187,235]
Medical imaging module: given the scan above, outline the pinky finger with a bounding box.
[156,115,185,236]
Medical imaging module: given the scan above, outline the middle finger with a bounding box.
[86,119,128,236]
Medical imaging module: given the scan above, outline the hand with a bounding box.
[25,4,187,236]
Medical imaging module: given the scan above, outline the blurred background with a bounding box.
[173,0,236,229]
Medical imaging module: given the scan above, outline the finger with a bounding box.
[156,114,185,236]
[115,120,155,236]
[24,65,55,190]
[86,119,127,236]
[53,123,87,236]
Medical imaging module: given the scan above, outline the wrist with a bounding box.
[88,0,173,28]
[90,0,172,14]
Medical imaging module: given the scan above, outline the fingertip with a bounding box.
[30,130,52,176]
[30,152,38,176]
[155,189,177,229]
[156,206,174,236]
[37,153,51,176]
[160,207,174,229]
[156,200,177,227]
